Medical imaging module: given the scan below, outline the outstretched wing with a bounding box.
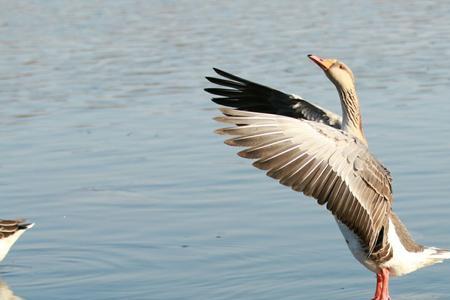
[215,108,393,253]
[205,68,342,128]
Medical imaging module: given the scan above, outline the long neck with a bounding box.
[338,87,367,145]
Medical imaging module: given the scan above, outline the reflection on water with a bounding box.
[0,280,23,300]
[1,0,450,299]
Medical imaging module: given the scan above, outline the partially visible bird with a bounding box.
[0,280,24,300]
[205,55,450,300]
[0,219,33,262]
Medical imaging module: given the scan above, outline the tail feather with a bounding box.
[0,221,33,261]
[17,223,34,230]
[429,248,450,260]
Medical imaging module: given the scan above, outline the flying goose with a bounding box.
[0,219,33,262]
[205,55,450,300]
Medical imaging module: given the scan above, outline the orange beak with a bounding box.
[308,54,334,71]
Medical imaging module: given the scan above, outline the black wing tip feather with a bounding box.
[210,67,231,79]
[205,76,231,85]
[205,68,248,97]
[211,67,250,85]
[204,87,227,95]
[205,76,216,83]
[205,76,246,90]
[212,67,227,76]
[204,88,242,97]
[204,68,235,83]
[210,98,237,107]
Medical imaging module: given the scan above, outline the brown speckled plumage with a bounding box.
[0,219,31,239]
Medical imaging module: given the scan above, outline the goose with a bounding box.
[205,54,450,300]
[0,219,33,262]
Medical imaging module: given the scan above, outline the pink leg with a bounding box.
[372,268,391,300]
[380,268,391,300]
[372,272,383,300]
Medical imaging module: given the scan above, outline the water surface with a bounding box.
[1,1,450,299]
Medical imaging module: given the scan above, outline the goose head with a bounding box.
[308,54,355,91]
[307,54,367,144]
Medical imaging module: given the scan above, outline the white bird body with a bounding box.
[337,218,450,277]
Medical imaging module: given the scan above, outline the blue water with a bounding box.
[0,1,450,299]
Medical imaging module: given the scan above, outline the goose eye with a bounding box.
[339,65,344,69]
